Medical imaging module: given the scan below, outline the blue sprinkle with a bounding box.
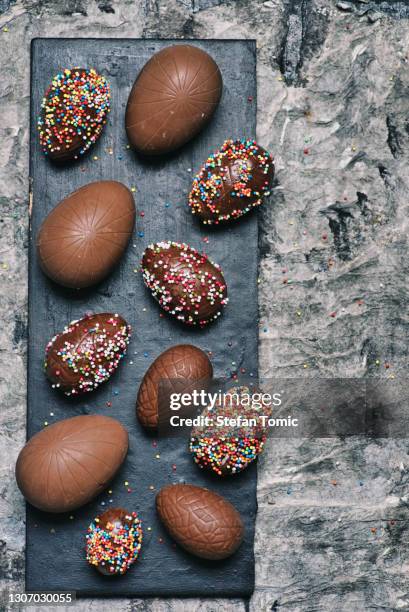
[113,390,119,396]
[286,488,292,495]
[138,231,144,238]
[165,203,171,208]
[263,328,268,333]
[144,352,149,358]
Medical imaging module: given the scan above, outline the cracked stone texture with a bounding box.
[1,0,409,611]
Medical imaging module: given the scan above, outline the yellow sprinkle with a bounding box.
[131,187,136,192]
[2,263,8,270]
[296,311,302,317]
[44,421,48,426]
[124,481,129,486]
[126,145,130,149]
[375,360,380,365]
[147,527,152,531]
[155,454,160,459]
[277,76,283,81]
[108,490,112,494]
[3,26,9,32]
[93,155,98,161]
[133,268,138,273]
[303,364,308,369]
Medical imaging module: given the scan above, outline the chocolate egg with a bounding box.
[45,313,131,396]
[15,415,128,513]
[125,45,222,156]
[190,385,270,476]
[86,507,142,575]
[137,344,213,430]
[156,484,243,560]
[37,181,135,289]
[38,67,110,162]
[141,241,228,326]
[188,139,274,224]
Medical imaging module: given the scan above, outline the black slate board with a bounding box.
[27,38,258,598]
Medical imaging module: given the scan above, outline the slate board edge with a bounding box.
[27,38,258,598]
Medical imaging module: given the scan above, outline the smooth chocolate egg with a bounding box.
[16,415,128,513]
[188,139,274,224]
[125,45,222,156]
[86,507,142,575]
[141,241,228,326]
[137,344,213,430]
[38,67,110,162]
[45,313,131,396]
[156,484,244,560]
[37,181,135,289]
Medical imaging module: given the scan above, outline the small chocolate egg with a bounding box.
[15,415,128,513]
[37,67,110,162]
[156,484,243,560]
[86,507,143,576]
[190,385,270,476]
[141,241,228,326]
[136,344,213,430]
[37,181,135,289]
[45,313,131,396]
[125,45,222,156]
[188,139,274,224]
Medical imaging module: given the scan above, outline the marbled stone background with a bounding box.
[1,1,409,611]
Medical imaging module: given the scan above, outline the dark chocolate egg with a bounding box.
[37,181,135,289]
[37,67,110,162]
[141,241,228,326]
[45,313,131,396]
[15,415,128,513]
[156,484,244,560]
[86,507,143,575]
[188,139,274,224]
[125,45,222,156]
[190,385,269,476]
[137,344,213,430]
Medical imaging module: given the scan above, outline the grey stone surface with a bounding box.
[2,0,409,611]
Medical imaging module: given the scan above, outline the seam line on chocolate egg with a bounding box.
[154,56,180,93]
[126,100,178,129]
[183,54,205,93]
[63,446,118,471]
[144,65,178,96]
[188,66,220,95]
[142,112,178,150]
[55,449,70,508]
[61,452,87,496]
[61,449,103,487]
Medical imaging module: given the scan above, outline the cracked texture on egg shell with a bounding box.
[1,0,409,610]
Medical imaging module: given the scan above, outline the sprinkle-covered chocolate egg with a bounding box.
[141,241,228,327]
[37,181,135,289]
[190,385,269,476]
[86,508,143,576]
[45,313,131,396]
[137,344,213,430]
[188,139,274,225]
[125,45,222,156]
[15,415,128,513]
[38,67,110,162]
[156,484,244,560]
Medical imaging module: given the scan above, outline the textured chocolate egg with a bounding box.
[38,67,110,162]
[86,507,143,575]
[141,241,228,326]
[190,385,270,476]
[45,313,131,396]
[156,484,244,560]
[15,415,128,513]
[137,344,213,430]
[37,181,135,289]
[188,139,274,224]
[125,45,222,156]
